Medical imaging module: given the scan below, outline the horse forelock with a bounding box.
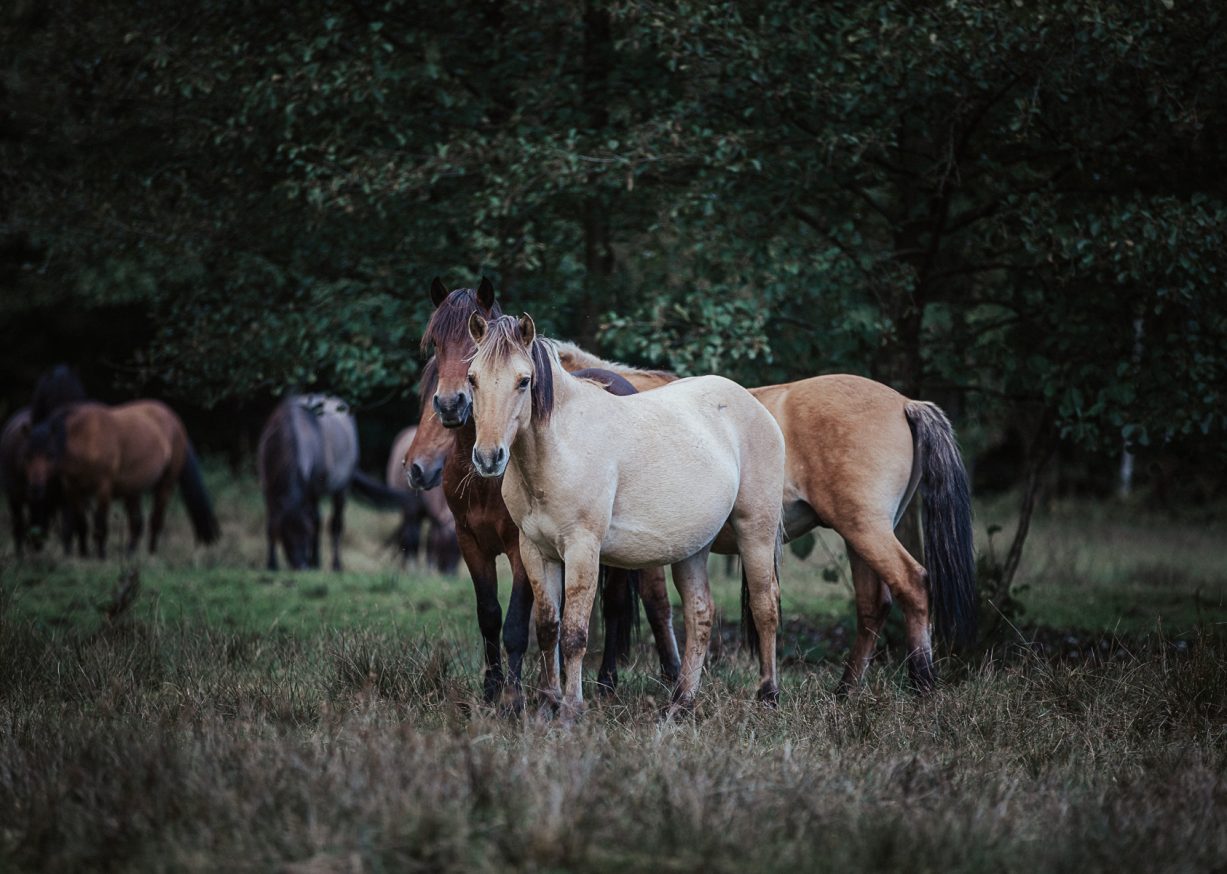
[420,288,505,355]
[471,315,557,423]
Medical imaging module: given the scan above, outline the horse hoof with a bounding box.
[535,690,562,722]
[907,655,937,694]
[498,686,525,717]
[663,693,696,721]
[481,672,505,704]
[558,699,586,726]
[756,682,780,707]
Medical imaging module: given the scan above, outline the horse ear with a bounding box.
[518,313,536,346]
[468,312,488,344]
[476,277,496,312]
[430,277,449,307]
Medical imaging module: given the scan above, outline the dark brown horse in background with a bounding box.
[23,400,220,557]
[2,364,88,555]
[404,279,680,706]
[386,425,460,573]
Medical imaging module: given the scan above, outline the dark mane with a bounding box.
[473,316,556,423]
[420,288,504,354]
[31,364,86,425]
[27,406,70,461]
[418,357,439,413]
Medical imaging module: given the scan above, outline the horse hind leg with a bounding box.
[640,565,681,684]
[843,524,934,692]
[666,549,714,717]
[148,474,175,554]
[836,547,894,693]
[738,536,782,704]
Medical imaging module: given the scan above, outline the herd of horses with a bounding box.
[0,278,977,718]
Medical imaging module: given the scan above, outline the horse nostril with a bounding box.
[494,447,505,464]
[409,462,424,484]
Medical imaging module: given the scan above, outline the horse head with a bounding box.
[404,387,452,489]
[466,313,554,478]
[21,417,62,543]
[421,277,501,428]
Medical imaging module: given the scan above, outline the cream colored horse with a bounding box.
[467,313,786,720]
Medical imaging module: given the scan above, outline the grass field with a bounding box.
[2,467,1225,872]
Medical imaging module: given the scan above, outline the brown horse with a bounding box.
[2,364,89,555]
[387,425,460,573]
[555,349,977,692]
[404,279,681,706]
[23,400,220,557]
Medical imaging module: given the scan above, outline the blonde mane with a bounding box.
[552,340,677,387]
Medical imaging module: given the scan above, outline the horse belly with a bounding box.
[600,474,737,569]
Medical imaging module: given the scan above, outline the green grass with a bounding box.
[1,468,1226,872]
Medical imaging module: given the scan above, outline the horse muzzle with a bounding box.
[407,458,444,490]
[471,445,508,478]
[433,392,471,429]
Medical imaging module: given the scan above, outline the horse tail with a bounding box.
[741,561,757,657]
[622,569,641,659]
[597,565,640,661]
[350,469,411,510]
[740,523,784,659]
[179,443,220,545]
[905,401,978,649]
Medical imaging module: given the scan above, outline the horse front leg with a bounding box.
[501,539,535,714]
[458,530,503,703]
[10,494,26,557]
[667,549,714,718]
[596,567,630,696]
[329,491,345,572]
[519,536,563,718]
[558,539,602,724]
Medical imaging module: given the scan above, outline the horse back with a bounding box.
[102,401,185,491]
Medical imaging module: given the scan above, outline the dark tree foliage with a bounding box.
[2,0,1224,484]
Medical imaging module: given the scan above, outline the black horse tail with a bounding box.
[350,469,412,510]
[179,444,220,545]
[905,401,978,649]
[742,524,784,658]
[597,565,641,661]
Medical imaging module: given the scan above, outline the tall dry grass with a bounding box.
[1,607,1225,873]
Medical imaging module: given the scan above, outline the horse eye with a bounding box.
[518,376,531,390]
[467,374,477,388]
